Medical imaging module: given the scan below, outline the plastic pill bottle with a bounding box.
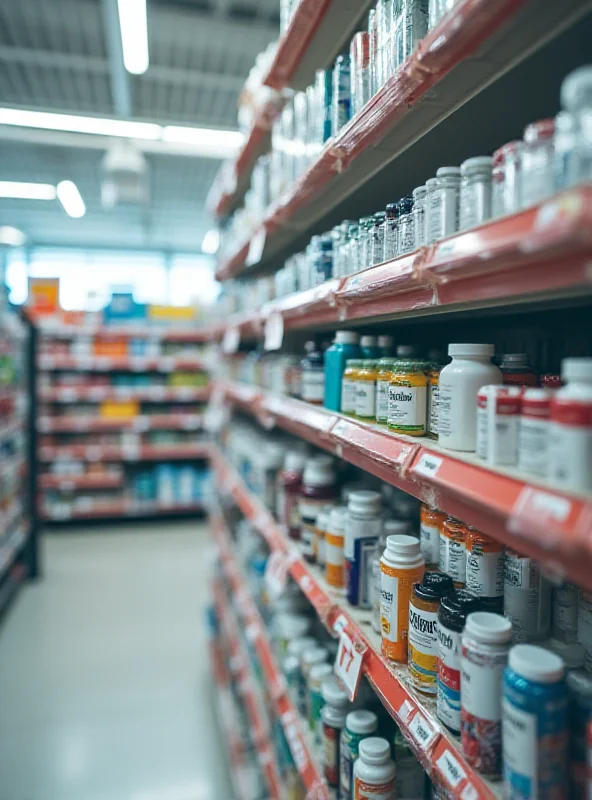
[521,118,556,209]
[560,66,592,189]
[504,549,551,642]
[300,456,338,563]
[321,677,350,789]
[502,644,568,798]
[383,202,399,262]
[315,504,334,567]
[419,504,445,569]
[340,710,379,800]
[438,343,502,452]
[432,166,461,242]
[518,388,551,478]
[437,590,484,733]
[408,571,454,695]
[476,384,522,466]
[308,662,334,740]
[439,516,467,588]
[276,451,306,540]
[426,356,444,439]
[300,342,325,404]
[342,359,362,416]
[380,535,425,663]
[387,359,427,435]
[370,521,412,634]
[326,505,348,591]
[461,611,513,777]
[356,359,379,420]
[345,490,382,608]
[465,527,504,613]
[492,140,523,219]
[360,335,381,359]
[500,352,538,387]
[377,335,393,357]
[299,646,329,717]
[398,195,415,256]
[353,737,396,800]
[324,331,361,411]
[424,177,439,244]
[553,582,579,645]
[459,155,493,232]
[412,185,427,249]
[550,357,592,492]
[375,358,395,424]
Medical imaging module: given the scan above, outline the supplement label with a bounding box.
[380,561,424,661]
[375,379,390,422]
[301,370,325,403]
[341,378,357,414]
[439,533,466,585]
[388,383,426,433]
[518,417,549,478]
[550,417,592,492]
[419,520,440,566]
[322,723,340,787]
[428,382,439,435]
[355,381,376,419]
[501,700,537,798]
[325,532,345,589]
[437,625,462,732]
[553,582,578,643]
[354,776,396,800]
[437,385,453,440]
[504,554,551,641]
[346,536,378,608]
[466,543,504,598]
[408,605,439,693]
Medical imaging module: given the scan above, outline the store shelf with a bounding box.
[38,442,210,464]
[211,447,500,799]
[215,0,592,280]
[213,513,329,798]
[39,473,125,491]
[37,354,206,372]
[36,321,210,342]
[39,385,210,403]
[217,383,592,590]
[37,413,203,434]
[0,522,29,581]
[40,500,205,521]
[215,186,592,332]
[0,500,24,541]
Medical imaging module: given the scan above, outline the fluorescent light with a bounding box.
[0,108,161,140]
[117,0,149,75]
[57,181,86,218]
[0,226,26,246]
[201,229,220,255]
[0,181,56,200]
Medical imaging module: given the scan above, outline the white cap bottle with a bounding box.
[353,737,396,798]
[550,357,592,492]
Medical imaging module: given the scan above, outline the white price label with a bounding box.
[334,630,364,701]
[264,551,289,598]
[436,750,467,788]
[414,452,443,479]
[222,327,240,354]
[332,614,349,635]
[246,227,266,267]
[263,312,284,352]
[408,713,437,750]
[398,699,414,724]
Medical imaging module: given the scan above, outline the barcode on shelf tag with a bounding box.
[409,712,437,750]
[334,630,364,701]
[264,550,289,598]
[246,228,266,267]
[460,785,479,800]
[263,312,284,352]
[436,750,467,788]
[332,614,349,636]
[222,327,241,354]
[398,699,414,724]
[414,452,444,479]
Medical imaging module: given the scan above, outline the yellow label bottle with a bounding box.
[387,360,427,435]
[375,358,395,424]
[355,360,379,420]
[341,359,361,416]
[380,534,425,663]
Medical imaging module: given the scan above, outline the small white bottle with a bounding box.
[518,388,551,478]
[459,156,493,231]
[550,358,592,492]
[431,166,461,242]
[353,737,396,800]
[438,344,502,452]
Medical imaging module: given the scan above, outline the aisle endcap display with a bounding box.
[215,385,592,591]
[211,449,500,800]
[214,185,592,334]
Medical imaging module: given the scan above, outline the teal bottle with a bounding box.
[359,335,381,359]
[324,331,361,411]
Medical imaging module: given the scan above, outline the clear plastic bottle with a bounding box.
[459,156,493,231]
[383,202,400,261]
[430,166,461,242]
[397,195,415,255]
[423,177,439,244]
[521,118,556,209]
[559,66,592,188]
[412,184,427,248]
[492,140,524,219]
[353,737,396,800]
[370,212,386,266]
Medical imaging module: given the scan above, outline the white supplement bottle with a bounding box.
[476,384,521,466]
[438,344,502,452]
[353,737,396,800]
[550,358,592,492]
[345,490,383,609]
[518,388,551,478]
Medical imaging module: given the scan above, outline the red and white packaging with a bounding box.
[476,385,522,466]
[550,358,592,492]
[518,388,551,478]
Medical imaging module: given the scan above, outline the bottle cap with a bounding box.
[561,357,592,382]
[561,66,592,111]
[396,344,416,358]
[377,335,393,348]
[509,643,565,683]
[309,662,333,683]
[359,737,391,765]
[329,506,348,535]
[321,675,350,706]
[360,335,377,347]
[412,184,427,198]
[413,572,454,602]
[346,709,378,734]
[383,518,411,536]
[436,166,461,178]
[544,639,584,671]
[464,611,512,643]
[335,331,359,345]
[439,589,484,619]
[524,118,555,143]
[425,177,439,190]
[461,156,493,174]
[348,490,382,516]
[385,203,399,219]
[502,353,529,365]
[385,534,421,558]
[448,343,495,358]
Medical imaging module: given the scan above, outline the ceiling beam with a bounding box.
[101,0,132,117]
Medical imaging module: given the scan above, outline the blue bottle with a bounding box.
[323,331,360,411]
[502,644,568,799]
[359,335,381,359]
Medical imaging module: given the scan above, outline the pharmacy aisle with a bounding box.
[0,521,232,800]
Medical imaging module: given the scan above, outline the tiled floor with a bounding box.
[0,521,232,800]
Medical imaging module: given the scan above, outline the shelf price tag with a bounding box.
[436,749,467,789]
[414,452,443,479]
[263,312,284,352]
[264,550,289,599]
[281,710,309,774]
[408,712,438,751]
[334,630,365,701]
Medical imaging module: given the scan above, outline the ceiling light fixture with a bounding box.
[0,226,26,246]
[57,181,86,218]
[0,181,57,200]
[201,229,220,255]
[117,0,149,75]
[0,108,161,140]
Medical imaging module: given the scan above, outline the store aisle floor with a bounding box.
[0,521,233,800]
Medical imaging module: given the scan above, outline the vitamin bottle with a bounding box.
[324,331,361,411]
[437,590,483,733]
[552,582,579,645]
[321,677,350,790]
[408,572,454,695]
[345,490,382,608]
[377,335,393,357]
[325,505,348,591]
[383,202,399,261]
[397,195,415,256]
[465,527,504,613]
[438,343,502,452]
[500,352,538,387]
[276,451,306,541]
[502,644,568,798]
[342,359,361,416]
[387,359,427,435]
[355,359,379,420]
[461,611,512,777]
[550,357,592,492]
[419,504,445,569]
[360,335,381,359]
[426,355,444,439]
[424,177,439,244]
[300,341,325,404]
[375,358,395,424]
[476,384,521,466]
[370,521,411,634]
[370,212,386,266]
[299,646,329,717]
[300,456,338,563]
[504,550,551,643]
[439,516,467,588]
[380,535,425,663]
[340,710,379,800]
[518,388,551,479]
[353,737,396,800]
[308,662,334,741]
[431,166,461,242]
